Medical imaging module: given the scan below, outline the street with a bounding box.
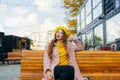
[0,64,20,80]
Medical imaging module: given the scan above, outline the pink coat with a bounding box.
[42,40,84,80]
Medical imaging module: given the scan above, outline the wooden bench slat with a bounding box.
[21,70,43,72]
[22,57,43,59]
[78,63,120,66]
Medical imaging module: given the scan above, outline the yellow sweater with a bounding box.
[56,43,69,65]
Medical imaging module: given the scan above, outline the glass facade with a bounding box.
[77,14,81,33]
[77,24,81,33]
[77,0,103,30]
[86,30,93,49]
[86,13,92,26]
[93,0,101,8]
[104,0,115,15]
[86,0,92,25]
[93,0,102,20]
[94,24,103,46]
[115,0,120,8]
[77,0,120,50]
[82,34,86,42]
[86,0,91,16]
[81,20,85,29]
[81,7,85,21]
[82,34,87,49]
[106,13,120,43]
[77,13,80,25]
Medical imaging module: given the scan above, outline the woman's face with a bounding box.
[55,30,64,40]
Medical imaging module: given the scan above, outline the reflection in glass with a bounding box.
[82,34,87,49]
[94,24,103,46]
[86,13,92,26]
[81,7,85,21]
[81,20,85,29]
[82,34,86,42]
[93,2,102,20]
[86,0,91,16]
[77,14,80,25]
[77,24,81,33]
[106,13,120,43]
[93,0,101,8]
[115,0,120,8]
[86,31,93,49]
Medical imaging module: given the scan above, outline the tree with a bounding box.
[64,0,84,17]
[94,35,102,46]
[67,19,77,27]
[64,0,85,33]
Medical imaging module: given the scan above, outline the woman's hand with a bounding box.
[69,34,76,41]
[46,71,53,80]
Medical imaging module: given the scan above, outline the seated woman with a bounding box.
[42,26,86,80]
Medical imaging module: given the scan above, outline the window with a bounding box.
[93,2,102,19]
[81,7,85,21]
[116,0,120,8]
[81,20,85,29]
[86,30,93,49]
[94,24,103,46]
[104,0,115,15]
[82,34,87,49]
[77,24,81,33]
[86,0,91,16]
[0,38,2,47]
[82,34,86,42]
[86,13,92,25]
[106,13,120,43]
[93,0,101,8]
[77,14,80,25]
[85,0,92,26]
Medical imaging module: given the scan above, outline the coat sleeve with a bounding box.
[68,43,84,80]
[72,39,84,51]
[43,44,51,77]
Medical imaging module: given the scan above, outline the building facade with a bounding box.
[31,31,47,50]
[77,0,120,50]
[4,35,30,52]
[0,32,4,53]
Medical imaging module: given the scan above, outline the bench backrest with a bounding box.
[7,52,21,59]
[21,50,44,79]
[76,51,120,73]
[20,50,120,80]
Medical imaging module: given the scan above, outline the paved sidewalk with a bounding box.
[0,64,91,80]
[0,64,20,80]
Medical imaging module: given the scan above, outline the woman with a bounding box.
[42,26,85,80]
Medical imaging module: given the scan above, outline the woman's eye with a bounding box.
[57,32,63,34]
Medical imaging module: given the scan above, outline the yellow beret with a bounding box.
[55,26,70,37]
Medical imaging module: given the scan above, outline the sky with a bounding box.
[0,0,67,38]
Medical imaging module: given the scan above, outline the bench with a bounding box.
[5,52,21,64]
[76,51,120,80]
[20,50,120,80]
[20,50,43,80]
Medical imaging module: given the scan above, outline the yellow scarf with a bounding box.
[56,43,69,65]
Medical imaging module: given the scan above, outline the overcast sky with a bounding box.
[0,0,67,38]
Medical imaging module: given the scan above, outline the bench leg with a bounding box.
[84,76,91,80]
[7,60,9,64]
[2,60,5,64]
